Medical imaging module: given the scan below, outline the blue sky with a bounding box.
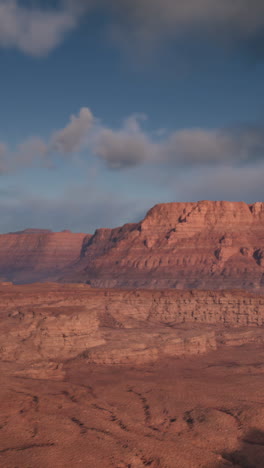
[0,0,264,233]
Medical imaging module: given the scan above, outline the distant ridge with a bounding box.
[0,200,264,290]
[8,228,53,235]
[0,229,87,283]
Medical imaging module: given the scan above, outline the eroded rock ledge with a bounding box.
[1,284,264,370]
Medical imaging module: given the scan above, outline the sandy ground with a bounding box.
[1,344,264,468]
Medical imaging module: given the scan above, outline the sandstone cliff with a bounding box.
[66,200,264,291]
[0,229,87,283]
[0,201,264,289]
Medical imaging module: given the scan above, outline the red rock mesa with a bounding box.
[0,201,264,289]
[66,200,264,290]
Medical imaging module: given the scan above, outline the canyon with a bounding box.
[0,201,264,290]
[1,283,264,467]
[1,200,264,467]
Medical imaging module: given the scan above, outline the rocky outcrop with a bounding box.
[0,229,87,283]
[0,201,264,290]
[62,200,264,291]
[1,284,264,366]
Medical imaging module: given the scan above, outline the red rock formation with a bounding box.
[0,201,264,289]
[1,284,264,365]
[0,230,87,283]
[66,201,264,291]
[1,283,264,467]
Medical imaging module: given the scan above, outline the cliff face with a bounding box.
[1,284,264,366]
[0,229,87,283]
[0,201,264,289]
[67,201,264,291]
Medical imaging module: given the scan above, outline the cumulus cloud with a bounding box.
[0,108,94,172]
[92,119,264,169]
[93,115,158,168]
[0,0,77,56]
[164,126,264,165]
[51,107,94,153]
[1,107,264,173]
[93,121,264,169]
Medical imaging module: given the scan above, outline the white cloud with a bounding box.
[93,114,158,168]
[165,129,233,164]
[164,127,264,165]
[51,107,94,153]
[1,107,264,173]
[0,1,264,57]
[0,108,94,171]
[0,0,77,56]
[92,119,264,169]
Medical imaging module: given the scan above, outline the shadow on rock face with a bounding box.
[214,429,264,468]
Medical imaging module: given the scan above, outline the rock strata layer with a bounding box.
[0,230,86,283]
[1,283,264,467]
[1,283,264,366]
[68,201,264,290]
[0,201,264,289]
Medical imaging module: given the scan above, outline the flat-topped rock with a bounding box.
[0,200,264,289]
[67,201,264,290]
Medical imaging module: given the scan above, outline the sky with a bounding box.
[0,0,264,233]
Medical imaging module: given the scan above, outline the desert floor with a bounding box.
[1,344,264,468]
